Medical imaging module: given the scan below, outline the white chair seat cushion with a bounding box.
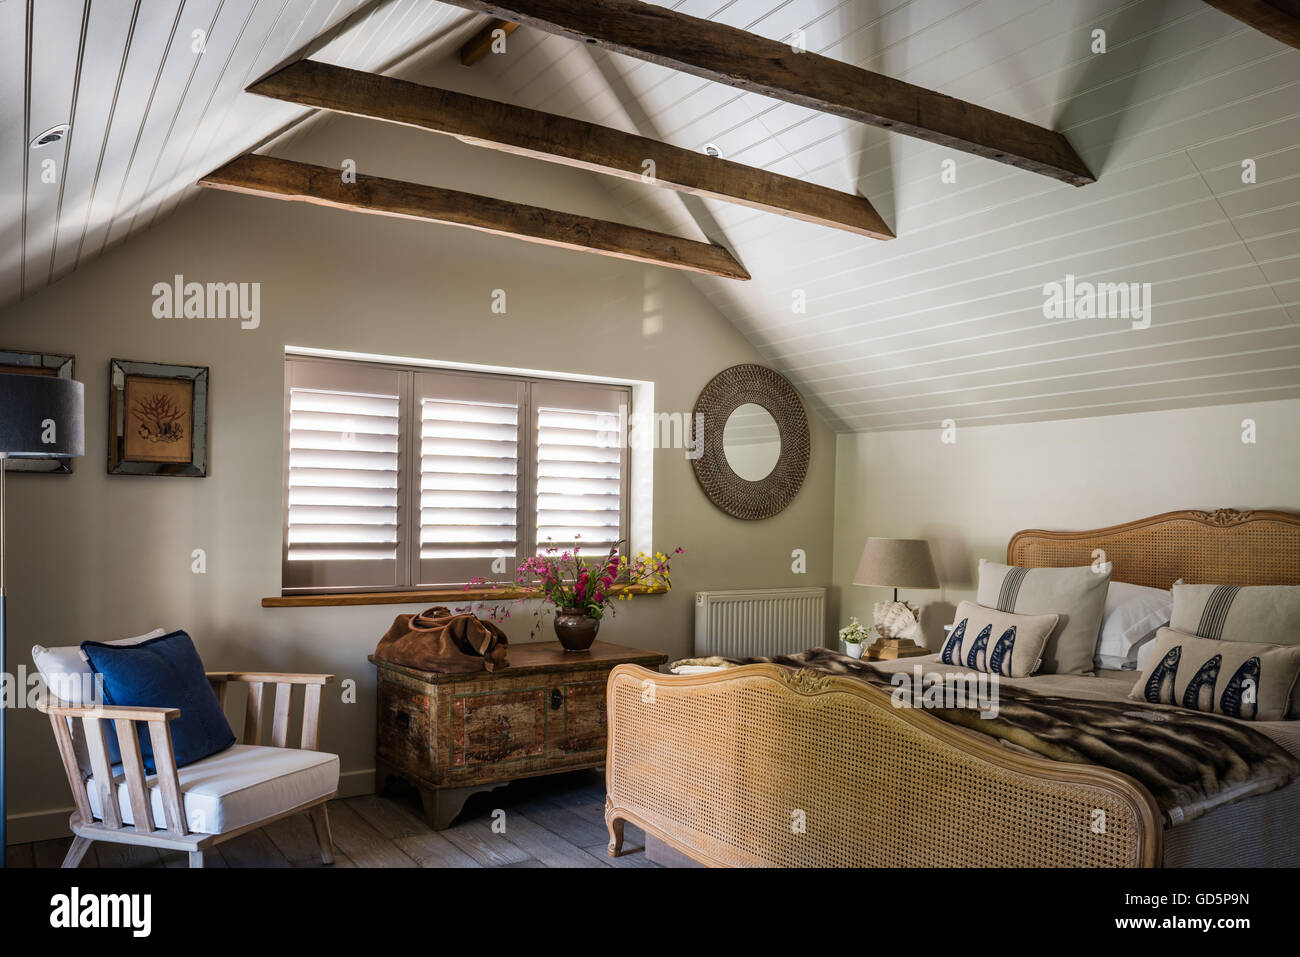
[85,744,339,835]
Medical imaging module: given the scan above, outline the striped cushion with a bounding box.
[976,561,1111,675]
[1171,584,1300,645]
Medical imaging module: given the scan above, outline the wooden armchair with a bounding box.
[41,671,338,868]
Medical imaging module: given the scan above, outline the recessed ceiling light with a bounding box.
[704,143,721,157]
[30,124,70,149]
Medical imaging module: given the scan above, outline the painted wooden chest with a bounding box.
[369,640,665,828]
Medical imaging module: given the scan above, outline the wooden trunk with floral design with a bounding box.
[370,640,664,829]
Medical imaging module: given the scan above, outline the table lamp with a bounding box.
[0,372,84,864]
[852,537,939,660]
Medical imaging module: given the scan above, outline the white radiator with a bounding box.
[693,587,827,658]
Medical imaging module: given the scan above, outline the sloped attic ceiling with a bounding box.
[4,1,1299,433]
[0,0,480,307]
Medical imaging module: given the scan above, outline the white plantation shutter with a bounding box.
[280,357,632,594]
[282,359,407,590]
[415,370,526,586]
[532,381,629,555]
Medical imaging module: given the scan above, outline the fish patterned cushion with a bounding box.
[1129,627,1300,721]
[939,601,1059,678]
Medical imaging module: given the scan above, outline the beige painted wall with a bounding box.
[833,398,1300,648]
[1,111,836,841]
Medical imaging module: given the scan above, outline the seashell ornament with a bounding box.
[873,600,921,639]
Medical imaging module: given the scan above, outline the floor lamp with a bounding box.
[0,372,84,866]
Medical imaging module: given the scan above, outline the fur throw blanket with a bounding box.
[673,647,1300,824]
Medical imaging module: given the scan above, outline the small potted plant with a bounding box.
[838,617,873,659]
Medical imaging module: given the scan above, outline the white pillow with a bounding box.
[1135,634,1160,673]
[1095,582,1171,670]
[32,628,168,705]
[1096,653,1140,671]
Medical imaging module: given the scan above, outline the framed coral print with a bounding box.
[108,358,208,477]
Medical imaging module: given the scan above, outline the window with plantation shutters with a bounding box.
[414,370,525,587]
[283,360,407,591]
[532,381,627,555]
[281,356,631,595]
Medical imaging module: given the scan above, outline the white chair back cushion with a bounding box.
[32,628,167,704]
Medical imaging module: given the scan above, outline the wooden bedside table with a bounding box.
[865,636,932,660]
[370,640,665,829]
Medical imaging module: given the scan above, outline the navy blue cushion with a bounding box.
[81,630,235,772]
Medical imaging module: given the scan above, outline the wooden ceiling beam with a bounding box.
[197,154,751,280]
[434,0,1094,187]
[459,17,519,65]
[247,60,893,239]
[1202,1,1300,50]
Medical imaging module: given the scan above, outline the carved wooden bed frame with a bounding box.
[604,508,1300,867]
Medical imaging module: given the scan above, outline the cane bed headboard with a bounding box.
[1007,508,1300,590]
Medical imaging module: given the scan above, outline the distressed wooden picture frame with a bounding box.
[108,358,209,477]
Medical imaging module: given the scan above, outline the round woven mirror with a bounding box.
[691,364,810,520]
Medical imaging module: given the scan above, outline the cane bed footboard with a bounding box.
[604,663,1163,868]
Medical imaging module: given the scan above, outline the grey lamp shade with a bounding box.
[853,537,939,589]
[0,372,84,457]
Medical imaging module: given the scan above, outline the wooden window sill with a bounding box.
[261,583,668,608]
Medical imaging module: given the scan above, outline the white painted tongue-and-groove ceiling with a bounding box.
[4,0,1299,433]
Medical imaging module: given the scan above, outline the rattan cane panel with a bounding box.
[609,671,1143,867]
[1008,510,1300,589]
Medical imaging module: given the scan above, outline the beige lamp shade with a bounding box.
[853,538,940,590]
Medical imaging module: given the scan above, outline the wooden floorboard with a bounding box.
[587,843,656,867]
[514,797,610,848]
[9,769,658,868]
[391,831,483,868]
[214,828,292,868]
[32,837,75,868]
[491,812,612,868]
[263,808,355,867]
[344,793,430,840]
[440,817,533,867]
[5,844,35,868]
[326,801,421,868]
[92,841,166,868]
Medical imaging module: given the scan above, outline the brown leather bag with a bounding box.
[373,606,509,674]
